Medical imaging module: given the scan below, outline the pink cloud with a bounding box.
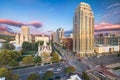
[0,25,7,31]
[0,19,42,28]
[95,22,120,31]
[0,19,24,27]
[30,27,43,35]
[28,21,42,28]
[0,25,12,33]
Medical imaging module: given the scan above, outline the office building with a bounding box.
[52,28,64,43]
[73,2,94,56]
[56,28,64,43]
[95,33,119,46]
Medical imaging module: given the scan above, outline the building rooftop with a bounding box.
[80,2,90,7]
[66,74,82,80]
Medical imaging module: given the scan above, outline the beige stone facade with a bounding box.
[35,34,49,43]
[15,26,31,45]
[73,2,94,56]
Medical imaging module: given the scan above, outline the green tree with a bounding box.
[22,56,34,65]
[27,73,40,80]
[37,41,44,45]
[0,67,8,77]
[51,52,60,63]
[2,43,15,50]
[34,56,41,64]
[8,60,19,66]
[22,42,32,51]
[43,70,54,80]
[32,42,38,51]
[82,72,90,80]
[5,71,13,80]
[64,66,75,74]
[0,34,14,42]
[0,68,19,80]
[5,71,20,80]
[0,50,21,65]
[12,74,20,80]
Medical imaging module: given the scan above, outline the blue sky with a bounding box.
[0,0,120,34]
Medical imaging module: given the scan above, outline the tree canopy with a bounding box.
[0,50,21,65]
[1,43,15,50]
[0,34,14,42]
[22,41,44,52]
[0,68,20,80]
[5,71,20,80]
[33,56,42,64]
[51,52,60,63]
[22,42,32,51]
[64,66,76,74]
[0,67,8,77]
[82,72,90,80]
[22,56,34,65]
[37,41,44,45]
[43,70,54,80]
[27,73,40,80]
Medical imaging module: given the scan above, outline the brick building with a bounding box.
[62,37,73,51]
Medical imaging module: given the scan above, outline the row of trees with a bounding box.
[0,34,14,42]
[0,67,19,80]
[0,50,21,66]
[0,47,60,66]
[26,70,54,80]
[22,56,41,65]
[1,43,15,50]
[22,52,60,65]
[0,49,42,66]
[26,66,75,80]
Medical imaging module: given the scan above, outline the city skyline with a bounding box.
[0,0,120,35]
[0,1,120,80]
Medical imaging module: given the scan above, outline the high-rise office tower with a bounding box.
[16,26,31,45]
[73,2,94,56]
[56,28,64,43]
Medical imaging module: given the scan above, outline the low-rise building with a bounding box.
[95,45,120,54]
[35,34,49,42]
[66,74,82,80]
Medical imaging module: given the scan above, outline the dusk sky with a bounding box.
[0,0,120,34]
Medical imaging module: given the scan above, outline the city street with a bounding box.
[13,63,66,80]
[53,44,88,74]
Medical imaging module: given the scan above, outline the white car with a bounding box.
[57,68,62,71]
[47,68,53,71]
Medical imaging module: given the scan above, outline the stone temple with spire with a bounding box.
[38,40,52,63]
